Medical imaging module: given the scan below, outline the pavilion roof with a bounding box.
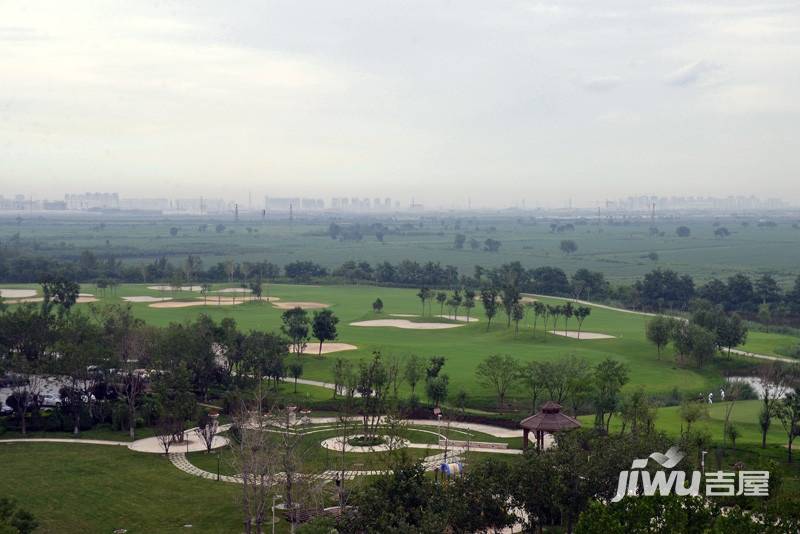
[519,401,581,432]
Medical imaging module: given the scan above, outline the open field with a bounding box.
[3,214,800,285]
[3,281,799,406]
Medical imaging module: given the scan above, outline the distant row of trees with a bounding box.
[3,249,800,323]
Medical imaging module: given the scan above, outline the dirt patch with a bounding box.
[350,319,464,330]
[0,289,37,298]
[548,331,615,340]
[272,301,330,310]
[293,343,358,355]
[123,296,173,303]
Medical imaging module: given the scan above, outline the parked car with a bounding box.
[39,394,61,408]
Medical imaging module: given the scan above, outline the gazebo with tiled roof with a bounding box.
[520,401,581,451]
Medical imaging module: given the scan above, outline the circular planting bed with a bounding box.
[348,435,385,447]
[321,435,409,453]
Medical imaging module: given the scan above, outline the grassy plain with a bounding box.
[3,214,800,284]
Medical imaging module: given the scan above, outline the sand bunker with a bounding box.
[351,319,464,330]
[549,331,615,340]
[147,285,203,292]
[272,301,330,310]
[292,343,358,355]
[215,287,251,293]
[436,314,479,323]
[3,295,97,304]
[123,296,173,303]
[0,289,36,298]
[149,298,245,309]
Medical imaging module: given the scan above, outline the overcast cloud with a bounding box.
[1,0,799,208]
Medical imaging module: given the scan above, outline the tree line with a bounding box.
[3,249,800,324]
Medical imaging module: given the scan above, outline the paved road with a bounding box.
[524,293,798,364]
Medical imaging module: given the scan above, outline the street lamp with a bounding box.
[271,494,283,534]
[701,450,708,474]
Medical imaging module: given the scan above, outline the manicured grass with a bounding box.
[0,423,156,442]
[0,442,247,533]
[577,399,790,448]
[6,282,799,407]
[742,330,800,358]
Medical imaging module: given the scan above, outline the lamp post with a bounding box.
[271,494,283,534]
[701,450,708,474]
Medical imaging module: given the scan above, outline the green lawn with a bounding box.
[0,443,248,533]
[5,281,799,407]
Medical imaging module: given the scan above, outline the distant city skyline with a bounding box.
[0,190,793,213]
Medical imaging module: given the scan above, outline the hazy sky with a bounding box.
[1,1,799,208]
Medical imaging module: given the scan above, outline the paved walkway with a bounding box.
[300,415,523,438]
[168,449,466,485]
[524,293,797,364]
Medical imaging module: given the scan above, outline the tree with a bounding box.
[195,412,219,453]
[476,355,520,407]
[483,238,501,252]
[288,359,304,393]
[372,297,383,313]
[529,301,544,337]
[40,275,80,317]
[676,226,691,237]
[357,352,389,438]
[0,497,38,534]
[574,306,591,339]
[453,233,466,249]
[645,316,672,359]
[462,289,476,322]
[311,309,338,356]
[726,425,740,450]
[519,361,544,413]
[618,386,656,435]
[548,304,561,335]
[593,358,629,430]
[55,312,106,436]
[281,307,310,355]
[560,240,578,255]
[417,287,431,316]
[425,375,449,407]
[200,283,211,304]
[511,301,525,334]
[726,273,756,313]
[331,357,350,399]
[436,291,448,315]
[480,288,499,330]
[778,391,800,463]
[154,364,196,451]
[679,399,708,433]
[230,400,278,534]
[757,362,793,448]
[404,354,425,398]
[716,313,748,358]
[562,301,574,334]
